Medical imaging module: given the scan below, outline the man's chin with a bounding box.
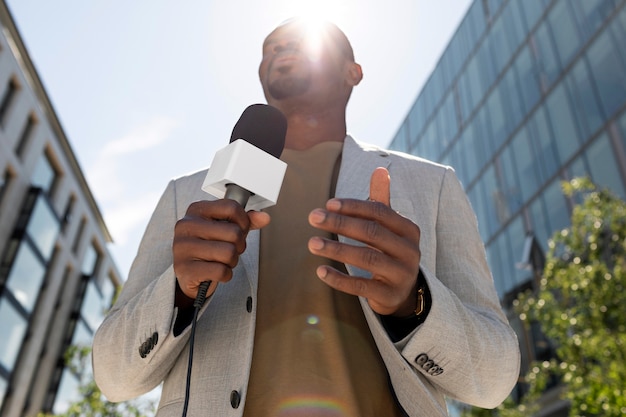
[268,79,310,101]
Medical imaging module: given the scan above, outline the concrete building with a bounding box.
[0,2,121,415]
[389,0,626,415]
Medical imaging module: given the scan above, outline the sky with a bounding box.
[6,0,472,277]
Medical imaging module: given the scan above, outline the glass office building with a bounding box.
[389,0,626,414]
[0,2,121,416]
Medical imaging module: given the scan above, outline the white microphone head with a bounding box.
[202,104,288,210]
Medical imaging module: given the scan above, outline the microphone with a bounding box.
[184,105,288,417]
[202,104,288,210]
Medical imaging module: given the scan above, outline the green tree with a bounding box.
[464,178,626,416]
[37,344,156,417]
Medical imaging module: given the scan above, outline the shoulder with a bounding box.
[345,135,453,177]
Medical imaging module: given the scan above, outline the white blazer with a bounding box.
[93,136,520,416]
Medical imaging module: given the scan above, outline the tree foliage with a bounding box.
[464,178,626,416]
[37,344,156,417]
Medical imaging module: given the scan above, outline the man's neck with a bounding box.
[278,106,348,151]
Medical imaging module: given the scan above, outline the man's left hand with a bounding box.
[308,167,421,317]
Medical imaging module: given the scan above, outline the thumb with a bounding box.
[248,211,271,230]
[369,167,391,207]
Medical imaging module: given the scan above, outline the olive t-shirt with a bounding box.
[243,141,404,417]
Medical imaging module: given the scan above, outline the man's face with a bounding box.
[259,20,351,103]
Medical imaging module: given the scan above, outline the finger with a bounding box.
[174,238,242,267]
[186,199,251,230]
[309,206,420,253]
[369,167,390,207]
[308,236,410,279]
[175,216,248,253]
[176,259,235,296]
[248,211,271,230]
[315,265,399,313]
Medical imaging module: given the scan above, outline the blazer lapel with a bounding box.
[335,135,392,200]
[334,136,392,279]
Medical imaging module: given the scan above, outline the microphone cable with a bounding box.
[181,280,211,417]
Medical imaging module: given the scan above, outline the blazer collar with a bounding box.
[335,135,392,200]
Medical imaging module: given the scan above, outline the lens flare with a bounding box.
[276,395,347,416]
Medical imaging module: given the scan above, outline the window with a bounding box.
[456,125,481,183]
[566,58,605,138]
[52,371,81,415]
[485,89,507,151]
[507,216,528,286]
[490,230,515,296]
[543,179,571,235]
[466,0,486,46]
[586,25,626,119]
[545,83,582,164]
[437,92,458,150]
[502,1,526,54]
[467,54,485,114]
[499,67,524,136]
[533,22,561,89]
[477,36,497,94]
[529,197,551,252]
[547,0,582,69]
[420,120,441,161]
[513,46,541,114]
[489,14,511,76]
[474,105,494,163]
[528,106,559,182]
[510,126,541,202]
[81,281,106,331]
[72,320,93,348]
[4,242,46,312]
[26,196,60,260]
[518,0,546,32]
[571,0,618,42]
[487,0,504,18]
[586,133,626,200]
[102,273,117,307]
[0,300,28,372]
[481,166,501,235]
[0,77,19,128]
[81,243,100,277]
[31,152,59,197]
[497,147,523,215]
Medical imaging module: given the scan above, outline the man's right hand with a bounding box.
[173,199,270,307]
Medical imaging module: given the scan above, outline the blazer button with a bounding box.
[246,296,253,313]
[230,390,241,408]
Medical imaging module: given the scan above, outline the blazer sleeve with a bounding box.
[388,167,520,409]
[92,179,194,402]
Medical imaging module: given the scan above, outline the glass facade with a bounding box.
[390,0,626,296]
[389,0,626,409]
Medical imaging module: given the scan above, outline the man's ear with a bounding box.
[346,62,363,87]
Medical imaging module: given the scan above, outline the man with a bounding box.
[93,18,520,416]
